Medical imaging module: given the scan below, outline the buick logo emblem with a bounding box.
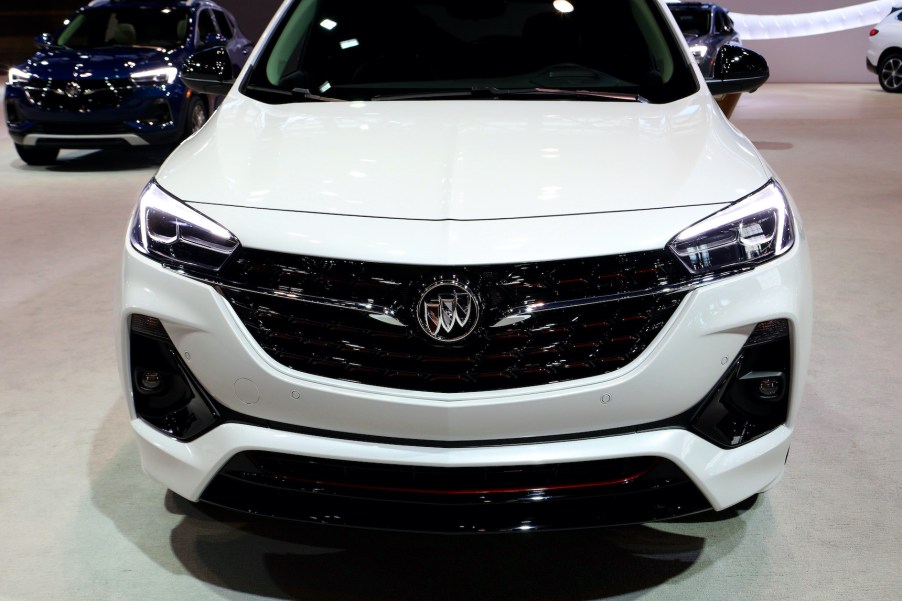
[417,281,480,342]
[64,82,82,98]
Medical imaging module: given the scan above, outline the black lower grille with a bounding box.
[200,452,711,532]
[212,249,691,393]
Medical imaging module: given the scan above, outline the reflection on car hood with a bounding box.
[24,47,179,80]
[157,92,769,220]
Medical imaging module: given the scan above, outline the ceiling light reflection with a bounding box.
[553,0,575,14]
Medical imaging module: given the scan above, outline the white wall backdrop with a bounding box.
[717,0,896,82]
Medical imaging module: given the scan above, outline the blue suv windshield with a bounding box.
[56,7,190,49]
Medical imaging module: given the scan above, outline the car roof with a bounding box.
[84,0,223,9]
[667,2,724,13]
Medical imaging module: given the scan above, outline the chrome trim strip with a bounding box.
[22,133,149,147]
[176,269,405,325]
[501,270,743,317]
[179,266,746,328]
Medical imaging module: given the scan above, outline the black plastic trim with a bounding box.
[199,455,712,532]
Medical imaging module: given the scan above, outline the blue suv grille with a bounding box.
[23,77,136,112]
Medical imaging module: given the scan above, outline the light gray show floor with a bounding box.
[1,84,900,600]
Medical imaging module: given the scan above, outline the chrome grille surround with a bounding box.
[185,248,702,393]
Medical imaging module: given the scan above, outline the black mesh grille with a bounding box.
[24,78,135,111]
[214,249,692,393]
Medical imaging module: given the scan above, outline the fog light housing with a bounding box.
[691,319,792,448]
[137,99,174,127]
[128,314,219,441]
[5,99,24,125]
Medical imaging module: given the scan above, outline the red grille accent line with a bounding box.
[260,464,658,496]
[245,453,663,498]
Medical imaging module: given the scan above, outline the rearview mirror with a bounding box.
[706,45,769,95]
[181,46,234,95]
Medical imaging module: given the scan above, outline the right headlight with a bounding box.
[130,181,239,272]
[8,67,33,85]
[131,66,179,85]
[668,180,795,275]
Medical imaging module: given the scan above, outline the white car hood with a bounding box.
[157,92,768,220]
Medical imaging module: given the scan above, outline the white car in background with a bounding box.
[867,6,902,92]
[119,0,811,532]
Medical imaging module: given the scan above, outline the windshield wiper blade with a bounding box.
[243,84,348,102]
[508,87,648,103]
[291,87,348,102]
[372,87,647,102]
[372,89,478,101]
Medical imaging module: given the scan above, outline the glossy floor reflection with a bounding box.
[1,84,900,600]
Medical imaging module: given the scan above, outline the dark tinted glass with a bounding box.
[213,10,234,38]
[246,0,697,103]
[56,8,190,49]
[669,6,711,36]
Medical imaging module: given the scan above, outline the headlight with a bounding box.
[130,181,239,271]
[689,44,708,61]
[8,67,32,85]
[669,180,795,275]
[131,66,179,85]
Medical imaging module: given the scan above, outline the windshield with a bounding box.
[244,0,698,104]
[668,6,712,37]
[56,8,190,49]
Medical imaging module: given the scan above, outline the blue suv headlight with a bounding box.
[8,67,33,85]
[131,66,179,85]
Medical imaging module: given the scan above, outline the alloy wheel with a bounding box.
[880,56,902,91]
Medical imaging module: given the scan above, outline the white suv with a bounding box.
[867,6,902,92]
[118,0,811,532]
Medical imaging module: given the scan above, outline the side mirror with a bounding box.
[181,46,234,95]
[35,33,54,49]
[706,45,769,95]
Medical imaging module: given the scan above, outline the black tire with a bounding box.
[14,144,59,166]
[878,52,902,93]
[184,96,209,137]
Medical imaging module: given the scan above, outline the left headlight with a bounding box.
[8,67,32,85]
[689,44,708,61]
[130,181,239,272]
[131,66,179,85]
[668,180,795,275]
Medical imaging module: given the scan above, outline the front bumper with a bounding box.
[5,83,190,148]
[867,57,878,74]
[118,217,811,531]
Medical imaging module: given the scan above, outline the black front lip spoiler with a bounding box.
[199,460,713,533]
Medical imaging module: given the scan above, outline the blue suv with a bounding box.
[4,0,251,165]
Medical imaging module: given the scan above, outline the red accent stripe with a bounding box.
[263,462,659,497]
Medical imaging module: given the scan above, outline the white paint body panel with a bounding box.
[157,94,766,220]
[118,11,813,518]
[867,9,902,67]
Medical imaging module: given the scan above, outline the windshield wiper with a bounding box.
[372,86,647,103]
[243,84,348,102]
[515,87,648,103]
[291,87,348,102]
